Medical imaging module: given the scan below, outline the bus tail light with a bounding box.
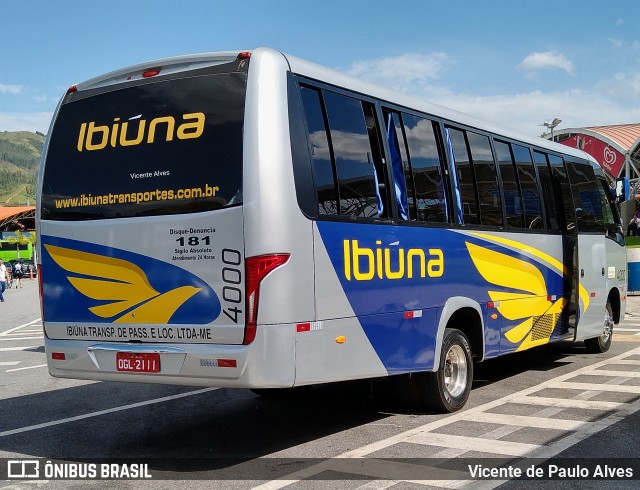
[142,67,162,78]
[243,254,290,345]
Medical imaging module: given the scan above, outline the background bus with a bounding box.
[0,239,33,263]
[37,48,626,413]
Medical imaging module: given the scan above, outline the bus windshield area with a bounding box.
[41,72,246,221]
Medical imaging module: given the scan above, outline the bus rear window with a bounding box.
[41,72,246,220]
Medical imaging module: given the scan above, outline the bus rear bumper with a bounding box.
[44,324,296,388]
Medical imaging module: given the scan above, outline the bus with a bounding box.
[0,240,33,263]
[37,47,626,412]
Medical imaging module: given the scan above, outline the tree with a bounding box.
[26,231,37,264]
[5,231,30,260]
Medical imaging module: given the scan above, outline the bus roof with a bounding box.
[281,50,593,162]
[75,51,247,92]
[72,47,594,164]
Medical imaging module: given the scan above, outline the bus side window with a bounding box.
[363,102,391,219]
[402,114,449,223]
[597,177,624,244]
[467,131,503,227]
[494,140,524,228]
[548,154,576,232]
[533,151,560,231]
[566,159,602,233]
[299,86,338,216]
[513,144,543,230]
[322,90,387,218]
[447,127,479,225]
[383,109,414,220]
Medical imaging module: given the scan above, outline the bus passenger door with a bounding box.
[576,233,607,340]
[541,153,578,338]
[566,159,607,341]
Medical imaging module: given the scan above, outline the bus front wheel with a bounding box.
[422,328,473,413]
[584,301,614,354]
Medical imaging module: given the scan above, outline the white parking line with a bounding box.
[513,396,622,410]
[0,318,42,337]
[0,346,39,352]
[251,346,640,490]
[6,364,47,372]
[605,359,640,366]
[0,336,44,341]
[548,381,640,394]
[588,369,640,378]
[0,361,21,366]
[406,432,539,457]
[0,387,219,438]
[465,412,583,431]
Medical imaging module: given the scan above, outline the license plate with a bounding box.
[116,352,160,373]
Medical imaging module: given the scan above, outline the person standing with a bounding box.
[0,259,7,302]
[13,260,23,288]
[629,213,640,236]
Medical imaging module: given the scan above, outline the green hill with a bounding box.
[0,131,44,205]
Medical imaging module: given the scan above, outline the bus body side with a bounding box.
[284,56,626,393]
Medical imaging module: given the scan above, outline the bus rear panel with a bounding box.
[39,52,306,387]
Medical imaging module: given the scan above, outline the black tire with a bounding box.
[421,328,473,412]
[585,301,614,354]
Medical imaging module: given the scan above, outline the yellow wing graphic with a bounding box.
[44,244,201,323]
[469,232,590,313]
[466,242,566,351]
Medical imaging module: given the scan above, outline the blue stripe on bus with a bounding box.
[41,235,220,325]
[317,222,568,372]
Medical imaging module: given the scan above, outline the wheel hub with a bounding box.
[602,309,613,343]
[444,344,468,398]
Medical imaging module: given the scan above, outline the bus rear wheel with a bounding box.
[421,328,473,413]
[585,301,613,354]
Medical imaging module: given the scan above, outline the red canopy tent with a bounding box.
[0,206,35,231]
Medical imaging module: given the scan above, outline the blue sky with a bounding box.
[2,0,639,137]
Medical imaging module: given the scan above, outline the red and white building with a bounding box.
[548,124,640,222]
[551,124,640,181]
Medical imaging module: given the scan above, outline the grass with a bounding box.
[625,236,640,248]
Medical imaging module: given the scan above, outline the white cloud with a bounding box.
[0,83,23,95]
[603,72,640,101]
[616,18,624,26]
[347,52,449,92]
[0,112,53,134]
[435,89,639,137]
[609,38,624,48]
[342,53,639,138]
[517,51,574,78]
